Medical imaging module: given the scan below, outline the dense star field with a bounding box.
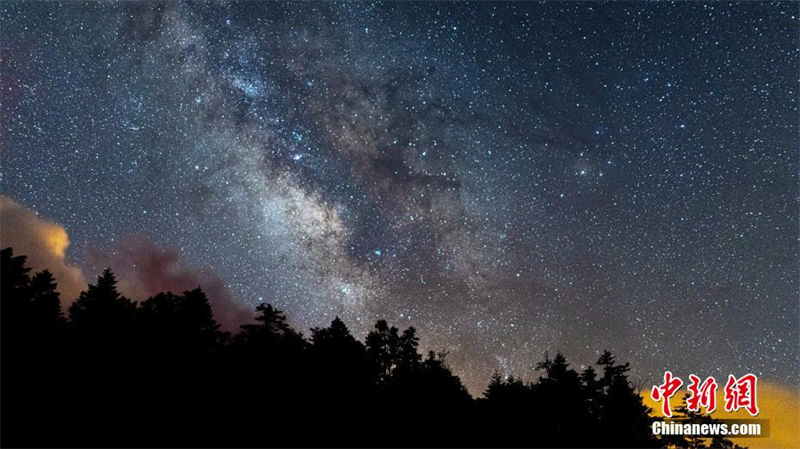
[1,2,797,394]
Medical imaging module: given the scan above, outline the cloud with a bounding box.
[0,196,252,330]
[0,196,86,301]
[87,235,252,331]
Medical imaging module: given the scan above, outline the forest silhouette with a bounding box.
[1,247,745,448]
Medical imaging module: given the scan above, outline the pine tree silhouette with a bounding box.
[30,270,64,326]
[69,268,136,334]
[595,351,659,447]
[1,247,750,448]
[366,319,401,382]
[533,352,593,446]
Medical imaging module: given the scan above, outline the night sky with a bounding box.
[1,1,797,394]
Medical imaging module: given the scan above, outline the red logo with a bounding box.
[723,373,759,416]
[651,371,683,417]
[686,374,717,413]
[651,372,759,417]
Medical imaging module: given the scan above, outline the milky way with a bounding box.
[1,2,797,393]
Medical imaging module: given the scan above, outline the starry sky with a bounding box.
[1,1,797,394]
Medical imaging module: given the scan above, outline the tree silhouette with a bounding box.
[531,352,594,446]
[69,268,136,334]
[484,371,528,404]
[138,288,222,355]
[236,302,304,346]
[581,365,603,419]
[366,319,401,382]
[594,351,659,447]
[30,270,64,326]
[1,247,30,299]
[1,249,68,447]
[397,326,423,371]
[1,248,34,333]
[0,247,749,448]
[310,316,370,388]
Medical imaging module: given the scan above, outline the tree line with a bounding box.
[1,247,743,448]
